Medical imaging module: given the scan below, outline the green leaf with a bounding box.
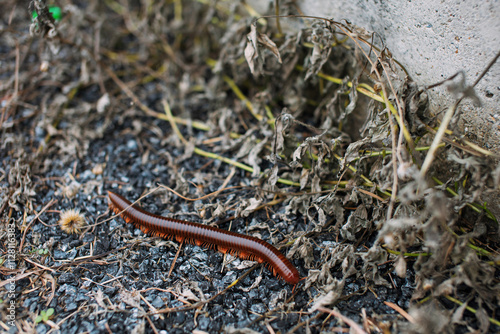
[32,6,62,21]
[46,308,54,317]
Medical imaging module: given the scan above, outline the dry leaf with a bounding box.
[245,23,282,76]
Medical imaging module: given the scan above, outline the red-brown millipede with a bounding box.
[107,191,300,285]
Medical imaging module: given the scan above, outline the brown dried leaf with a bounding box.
[237,198,263,218]
[267,165,280,187]
[407,304,450,334]
[247,138,267,177]
[304,21,334,80]
[119,290,141,308]
[287,235,313,268]
[475,306,491,333]
[96,93,110,113]
[450,298,468,325]
[244,43,257,75]
[225,326,261,334]
[180,288,200,302]
[245,23,282,76]
[257,32,281,63]
[340,204,368,241]
[395,255,407,278]
[93,289,107,309]
[299,168,310,190]
[309,279,345,312]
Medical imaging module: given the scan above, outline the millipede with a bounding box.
[107,191,300,285]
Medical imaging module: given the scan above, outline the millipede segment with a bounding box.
[108,191,300,284]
